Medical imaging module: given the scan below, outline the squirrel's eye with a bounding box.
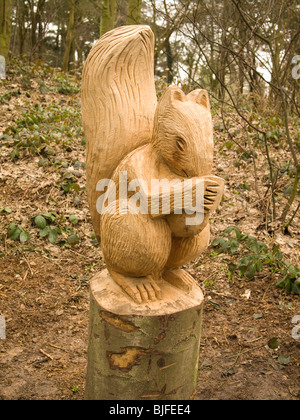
[176,137,186,152]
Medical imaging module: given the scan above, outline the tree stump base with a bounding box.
[85,269,204,400]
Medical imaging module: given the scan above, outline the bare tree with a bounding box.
[0,0,13,59]
[63,0,76,71]
[100,0,117,36]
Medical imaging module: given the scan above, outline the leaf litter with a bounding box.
[0,63,299,400]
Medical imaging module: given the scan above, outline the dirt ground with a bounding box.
[0,65,299,401]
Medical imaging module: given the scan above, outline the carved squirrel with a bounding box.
[82,25,224,304]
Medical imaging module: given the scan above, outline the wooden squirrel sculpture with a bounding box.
[82,25,224,304]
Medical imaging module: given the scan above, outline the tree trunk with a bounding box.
[166,37,173,84]
[209,12,216,93]
[85,270,204,400]
[217,0,231,100]
[269,45,281,107]
[0,0,12,59]
[30,2,37,60]
[151,0,158,73]
[17,0,27,56]
[127,0,142,25]
[162,0,173,84]
[63,0,76,72]
[28,0,45,61]
[100,0,117,37]
[37,0,46,60]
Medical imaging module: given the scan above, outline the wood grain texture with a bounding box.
[82,26,225,304]
[82,25,157,240]
[82,26,224,400]
[85,270,204,400]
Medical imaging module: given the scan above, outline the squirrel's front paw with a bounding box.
[203,176,225,212]
[110,271,162,304]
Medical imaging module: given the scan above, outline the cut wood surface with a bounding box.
[85,270,204,400]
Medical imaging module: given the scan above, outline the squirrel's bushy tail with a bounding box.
[82,25,157,240]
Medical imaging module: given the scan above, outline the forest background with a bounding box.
[1,0,299,228]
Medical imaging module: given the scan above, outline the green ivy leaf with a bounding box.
[48,229,58,244]
[278,355,291,365]
[35,215,47,229]
[268,337,280,350]
[50,226,61,234]
[42,212,56,223]
[20,231,30,243]
[39,226,50,238]
[0,207,12,214]
[245,263,257,280]
[291,282,300,295]
[255,260,263,273]
[9,225,21,241]
[230,240,239,254]
[69,214,78,225]
[68,234,79,246]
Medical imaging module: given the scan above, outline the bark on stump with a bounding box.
[85,270,204,400]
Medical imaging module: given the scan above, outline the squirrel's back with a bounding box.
[82,25,157,240]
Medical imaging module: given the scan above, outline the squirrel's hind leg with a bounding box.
[110,271,162,304]
[163,224,211,293]
[162,269,195,294]
[100,202,172,303]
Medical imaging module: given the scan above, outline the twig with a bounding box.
[281,171,300,223]
[22,270,29,282]
[17,247,34,277]
[245,127,262,201]
[33,358,49,367]
[225,344,266,361]
[222,344,266,376]
[245,337,263,344]
[49,343,68,353]
[284,201,300,230]
[261,282,273,302]
[40,254,64,268]
[40,349,54,360]
[220,107,249,154]
[223,327,229,346]
[263,133,277,221]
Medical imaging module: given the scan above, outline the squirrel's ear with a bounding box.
[166,86,186,105]
[187,89,210,109]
